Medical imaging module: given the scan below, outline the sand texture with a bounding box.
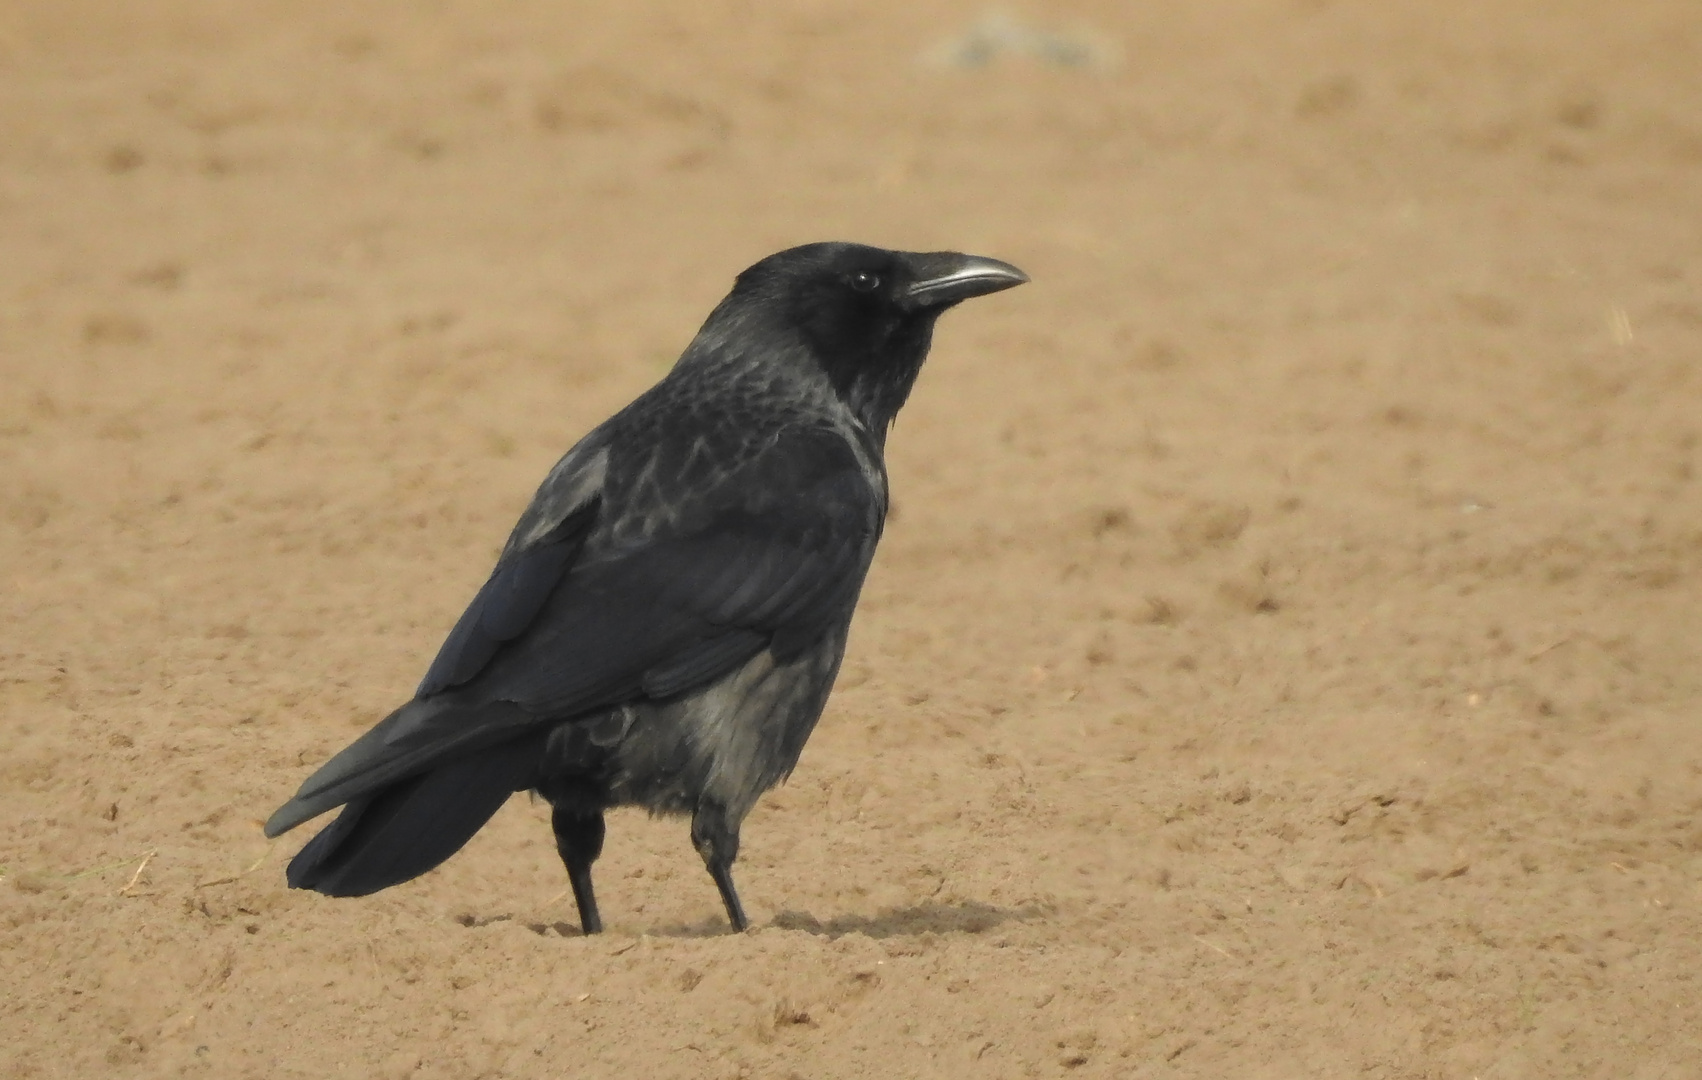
[4,1,1702,1076]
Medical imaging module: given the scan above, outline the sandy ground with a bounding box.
[4,1,1702,1076]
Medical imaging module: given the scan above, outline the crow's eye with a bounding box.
[848,270,881,293]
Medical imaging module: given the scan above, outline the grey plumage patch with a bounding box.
[547,625,847,826]
[514,443,609,549]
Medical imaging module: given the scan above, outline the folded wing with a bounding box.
[266,423,881,837]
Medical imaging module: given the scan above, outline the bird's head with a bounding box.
[707,242,1028,433]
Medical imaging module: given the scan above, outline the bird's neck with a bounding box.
[842,352,925,440]
[680,312,932,438]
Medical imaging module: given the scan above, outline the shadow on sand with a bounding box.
[637,899,1050,940]
[485,900,1049,940]
[770,899,1049,939]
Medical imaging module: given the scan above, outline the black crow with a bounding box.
[265,242,1027,933]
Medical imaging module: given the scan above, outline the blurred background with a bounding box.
[3,2,1701,1077]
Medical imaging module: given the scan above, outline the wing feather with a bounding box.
[271,422,881,830]
[417,424,880,723]
[414,443,609,697]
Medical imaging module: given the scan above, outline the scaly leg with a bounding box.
[551,805,606,935]
[691,801,748,932]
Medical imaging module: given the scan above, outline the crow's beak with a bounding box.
[901,253,1030,312]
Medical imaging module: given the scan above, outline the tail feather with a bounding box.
[286,732,546,897]
[265,696,534,839]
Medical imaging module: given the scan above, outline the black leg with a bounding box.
[551,805,606,935]
[691,802,748,932]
